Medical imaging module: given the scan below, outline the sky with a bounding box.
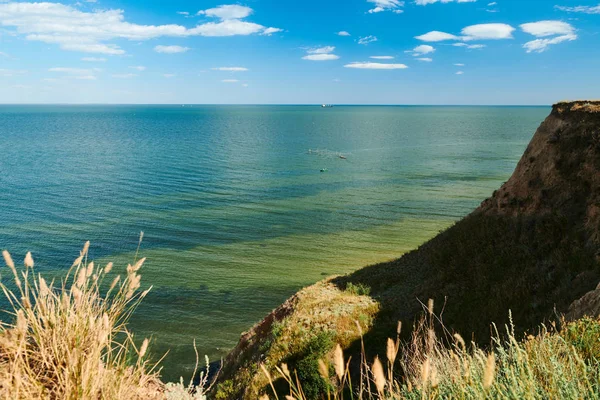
[0,0,599,104]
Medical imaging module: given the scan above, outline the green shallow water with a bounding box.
[0,105,549,380]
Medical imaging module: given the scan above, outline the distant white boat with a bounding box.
[321,104,334,108]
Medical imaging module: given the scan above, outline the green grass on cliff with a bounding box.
[255,309,600,400]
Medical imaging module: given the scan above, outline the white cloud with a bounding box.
[417,57,433,62]
[81,57,106,62]
[177,11,190,16]
[358,35,378,45]
[520,21,577,52]
[412,44,435,55]
[452,43,486,49]
[367,0,404,13]
[488,1,497,5]
[307,46,335,54]
[0,2,280,55]
[454,63,465,66]
[415,31,459,42]
[302,46,339,61]
[520,20,575,37]
[344,62,408,69]
[75,75,97,80]
[190,19,269,36]
[522,35,576,53]
[222,79,239,83]
[370,55,394,59]
[555,4,600,14]
[337,31,351,36]
[262,27,282,36]
[212,67,248,71]
[415,0,476,4]
[0,51,9,58]
[198,5,252,20]
[112,73,137,78]
[302,53,340,61]
[129,66,146,71]
[154,45,189,54]
[456,71,464,75]
[417,24,514,43]
[461,23,515,40]
[49,67,98,75]
[163,74,176,78]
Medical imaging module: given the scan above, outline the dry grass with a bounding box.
[0,241,208,400]
[260,301,600,399]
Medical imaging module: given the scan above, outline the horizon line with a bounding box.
[0,103,552,107]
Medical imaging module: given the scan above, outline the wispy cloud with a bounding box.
[456,71,464,75]
[370,55,394,59]
[555,3,600,14]
[337,31,351,36]
[212,67,249,71]
[222,79,239,83]
[81,57,106,62]
[452,43,486,49]
[302,46,339,61]
[415,0,476,4]
[358,35,378,45]
[154,45,189,54]
[302,54,340,61]
[520,20,577,52]
[163,74,176,78]
[417,57,433,62]
[112,73,137,78]
[129,66,146,71]
[344,62,408,69]
[367,0,404,13]
[0,68,27,77]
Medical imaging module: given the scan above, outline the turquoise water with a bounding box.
[0,105,548,380]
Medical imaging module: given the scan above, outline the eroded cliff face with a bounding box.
[480,101,600,245]
[216,102,600,399]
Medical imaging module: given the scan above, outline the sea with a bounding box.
[0,105,549,381]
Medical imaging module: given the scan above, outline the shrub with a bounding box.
[345,282,371,296]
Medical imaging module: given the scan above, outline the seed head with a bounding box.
[483,353,495,389]
[372,356,386,394]
[139,338,149,358]
[334,344,344,380]
[104,262,113,274]
[280,363,290,378]
[386,338,397,364]
[318,359,329,380]
[86,262,94,278]
[81,241,90,257]
[24,252,34,268]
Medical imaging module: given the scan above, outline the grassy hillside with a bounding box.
[216,101,600,399]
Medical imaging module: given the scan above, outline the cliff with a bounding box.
[216,101,600,399]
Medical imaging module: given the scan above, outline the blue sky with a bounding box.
[0,0,598,104]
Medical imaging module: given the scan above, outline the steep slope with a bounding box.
[216,101,600,399]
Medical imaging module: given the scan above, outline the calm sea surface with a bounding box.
[0,105,548,380]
